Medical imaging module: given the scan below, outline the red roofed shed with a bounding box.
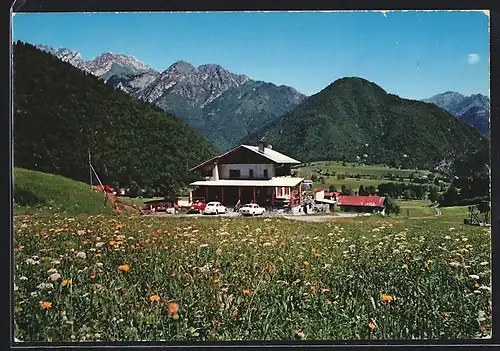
[336,195,385,214]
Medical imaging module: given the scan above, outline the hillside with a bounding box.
[245,77,489,170]
[36,43,306,151]
[13,41,215,195]
[13,167,113,214]
[422,91,490,136]
[132,61,306,151]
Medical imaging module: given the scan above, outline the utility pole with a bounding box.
[89,149,92,189]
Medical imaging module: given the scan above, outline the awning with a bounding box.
[315,198,337,205]
[190,177,304,187]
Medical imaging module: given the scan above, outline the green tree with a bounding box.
[341,185,353,195]
[358,184,368,196]
[428,187,439,203]
[328,184,337,192]
[402,189,412,201]
[366,185,377,195]
[127,181,140,198]
[384,196,400,216]
[440,185,460,206]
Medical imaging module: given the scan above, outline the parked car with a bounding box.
[203,202,227,215]
[239,203,266,216]
[188,200,206,214]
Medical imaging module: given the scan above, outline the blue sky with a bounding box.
[13,11,489,99]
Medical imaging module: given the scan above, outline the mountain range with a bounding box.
[32,43,489,172]
[36,44,306,151]
[244,77,489,171]
[422,91,490,136]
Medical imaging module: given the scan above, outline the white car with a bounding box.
[203,202,227,215]
[239,203,265,216]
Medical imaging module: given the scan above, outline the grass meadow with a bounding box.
[13,206,491,342]
[294,161,433,191]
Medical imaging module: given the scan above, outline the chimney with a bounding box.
[213,161,219,181]
[257,139,265,153]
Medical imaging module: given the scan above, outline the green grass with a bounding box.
[295,161,436,192]
[309,177,395,191]
[14,211,491,341]
[296,161,432,179]
[13,167,113,215]
[397,199,436,218]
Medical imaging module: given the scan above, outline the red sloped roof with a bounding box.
[337,195,385,207]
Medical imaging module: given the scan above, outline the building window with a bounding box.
[263,169,268,178]
[249,169,254,178]
[229,169,241,179]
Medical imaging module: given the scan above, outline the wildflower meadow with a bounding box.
[13,211,491,342]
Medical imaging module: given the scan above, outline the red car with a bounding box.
[188,200,206,214]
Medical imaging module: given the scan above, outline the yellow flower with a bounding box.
[40,301,52,309]
[368,322,376,329]
[150,295,160,303]
[19,245,25,250]
[243,289,251,296]
[381,293,393,303]
[303,261,310,266]
[475,283,480,288]
[61,279,72,287]
[118,264,130,273]
[402,264,408,270]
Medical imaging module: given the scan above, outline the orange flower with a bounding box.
[19,245,25,250]
[109,240,116,246]
[368,322,376,329]
[214,279,221,285]
[168,303,179,314]
[115,224,123,230]
[243,289,251,296]
[118,264,130,273]
[381,293,393,303]
[96,253,102,258]
[150,295,160,303]
[474,283,480,288]
[442,312,448,317]
[61,279,72,287]
[303,261,310,266]
[40,301,52,309]
[116,241,124,246]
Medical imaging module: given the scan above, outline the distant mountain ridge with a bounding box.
[422,91,490,136]
[35,43,306,151]
[244,77,489,171]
